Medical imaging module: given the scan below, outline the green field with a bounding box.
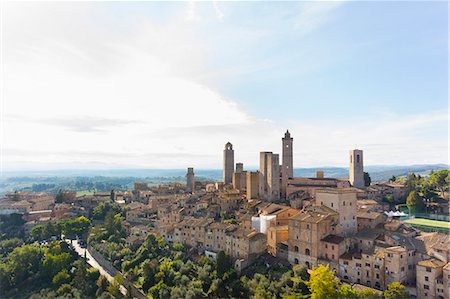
[76,190,94,196]
[404,218,450,230]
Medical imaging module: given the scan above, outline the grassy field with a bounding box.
[404,218,450,229]
[76,190,94,196]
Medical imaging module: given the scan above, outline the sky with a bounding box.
[1,1,448,170]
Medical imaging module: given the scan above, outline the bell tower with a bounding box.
[223,142,234,184]
[349,149,364,188]
[281,130,293,198]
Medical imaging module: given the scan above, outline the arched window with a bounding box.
[294,246,299,252]
[294,258,299,264]
[305,248,310,256]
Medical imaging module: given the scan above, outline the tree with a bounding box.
[337,284,358,299]
[364,172,371,187]
[389,175,396,183]
[71,216,91,237]
[383,282,409,299]
[357,288,382,299]
[426,169,449,197]
[406,190,425,214]
[6,244,43,287]
[420,185,439,202]
[306,264,340,299]
[52,269,71,286]
[216,251,232,277]
[405,173,419,195]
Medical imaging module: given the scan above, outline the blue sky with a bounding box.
[2,1,448,170]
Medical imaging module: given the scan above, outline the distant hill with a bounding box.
[1,164,447,195]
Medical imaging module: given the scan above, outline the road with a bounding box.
[66,239,127,295]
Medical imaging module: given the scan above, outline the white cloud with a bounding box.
[2,2,447,171]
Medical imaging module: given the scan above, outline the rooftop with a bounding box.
[357,211,383,220]
[417,258,446,269]
[321,234,345,244]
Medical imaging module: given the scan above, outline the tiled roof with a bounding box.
[321,234,345,244]
[417,258,446,268]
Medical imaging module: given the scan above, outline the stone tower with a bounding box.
[281,130,293,198]
[349,149,364,188]
[223,142,234,184]
[186,167,195,193]
[259,152,280,201]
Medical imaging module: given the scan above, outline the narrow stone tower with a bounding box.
[281,130,293,198]
[349,149,364,188]
[186,167,195,193]
[223,142,234,184]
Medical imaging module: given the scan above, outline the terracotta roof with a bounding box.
[321,234,345,244]
[357,211,383,220]
[417,258,446,268]
[315,187,362,194]
[354,228,382,240]
[385,246,407,254]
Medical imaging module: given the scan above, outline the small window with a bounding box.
[425,276,429,282]
[424,285,429,290]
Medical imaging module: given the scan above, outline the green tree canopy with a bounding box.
[306,264,340,299]
[383,282,409,299]
[406,190,425,214]
[426,169,449,197]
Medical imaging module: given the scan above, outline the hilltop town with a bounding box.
[1,131,449,299]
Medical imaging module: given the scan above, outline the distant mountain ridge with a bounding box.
[2,164,447,182]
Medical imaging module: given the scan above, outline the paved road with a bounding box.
[66,239,127,295]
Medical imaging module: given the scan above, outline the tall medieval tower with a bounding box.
[281,130,293,198]
[186,167,195,193]
[349,149,364,188]
[223,142,234,184]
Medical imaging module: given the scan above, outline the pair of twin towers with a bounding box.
[223,130,293,200]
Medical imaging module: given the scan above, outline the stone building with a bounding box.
[186,167,195,193]
[246,171,260,200]
[416,258,447,299]
[287,205,338,268]
[213,189,243,213]
[286,176,351,199]
[233,164,247,192]
[267,225,288,256]
[259,152,280,201]
[349,149,365,189]
[223,142,234,184]
[357,211,386,231]
[315,188,358,237]
[281,130,293,199]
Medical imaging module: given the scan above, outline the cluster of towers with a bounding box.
[222,130,297,201]
[186,130,365,197]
